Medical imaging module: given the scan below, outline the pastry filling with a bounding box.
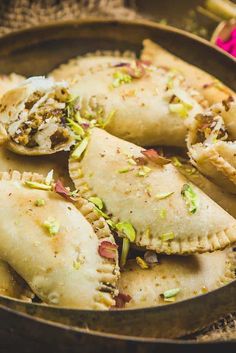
[7,87,72,150]
[194,109,230,146]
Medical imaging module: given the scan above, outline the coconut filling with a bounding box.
[7,87,72,150]
[193,112,229,147]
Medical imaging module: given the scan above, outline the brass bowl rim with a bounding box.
[0,17,235,63]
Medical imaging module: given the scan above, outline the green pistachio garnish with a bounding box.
[161,232,175,241]
[112,71,132,88]
[161,288,180,302]
[127,158,137,166]
[136,256,149,269]
[120,237,130,267]
[43,217,60,236]
[25,181,52,191]
[181,184,199,214]
[94,207,109,219]
[137,166,151,177]
[107,219,116,229]
[73,260,81,270]
[116,221,136,242]
[160,208,167,219]
[155,192,174,200]
[67,118,85,136]
[71,137,88,159]
[34,198,45,207]
[117,168,132,174]
[171,157,182,167]
[88,197,104,210]
[169,102,191,118]
[144,227,151,239]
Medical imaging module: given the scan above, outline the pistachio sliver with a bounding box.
[43,217,60,236]
[34,198,45,207]
[120,238,130,267]
[25,181,52,191]
[161,232,175,241]
[136,256,149,269]
[162,288,180,300]
[116,221,136,242]
[88,197,104,210]
[155,192,174,200]
[181,184,199,214]
[71,137,88,159]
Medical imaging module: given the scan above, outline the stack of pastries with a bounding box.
[0,40,235,310]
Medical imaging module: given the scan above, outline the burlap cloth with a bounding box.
[0,0,235,342]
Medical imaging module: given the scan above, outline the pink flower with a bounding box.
[216,27,236,58]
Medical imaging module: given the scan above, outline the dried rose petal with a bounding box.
[144,250,159,264]
[139,59,151,66]
[98,241,118,260]
[114,293,132,308]
[142,149,170,166]
[55,180,73,201]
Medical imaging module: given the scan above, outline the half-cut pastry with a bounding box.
[141,39,235,106]
[0,260,33,301]
[49,51,136,83]
[0,73,25,98]
[118,248,236,308]
[174,159,236,219]
[69,59,202,147]
[0,171,119,309]
[69,128,236,255]
[0,77,75,155]
[187,102,236,194]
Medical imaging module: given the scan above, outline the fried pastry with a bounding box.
[118,249,236,308]
[187,102,236,194]
[0,171,119,309]
[69,128,236,255]
[0,77,75,155]
[69,59,202,147]
[174,159,236,219]
[141,39,235,106]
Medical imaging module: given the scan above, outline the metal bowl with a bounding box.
[0,19,235,352]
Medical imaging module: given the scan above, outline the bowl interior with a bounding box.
[0,19,235,344]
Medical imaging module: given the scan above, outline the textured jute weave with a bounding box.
[0,0,235,342]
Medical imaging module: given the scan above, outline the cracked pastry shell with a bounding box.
[0,77,75,155]
[69,128,236,255]
[0,171,119,309]
[187,102,236,194]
